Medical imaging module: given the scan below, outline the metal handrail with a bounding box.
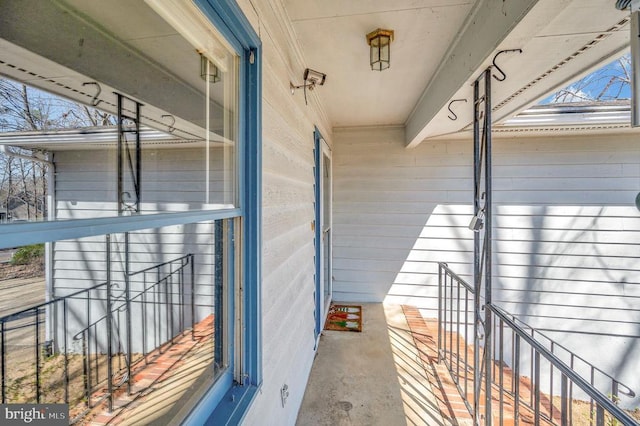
[490,304,638,426]
[437,262,636,401]
[128,253,192,276]
[439,262,474,293]
[508,313,636,399]
[0,252,196,415]
[0,280,109,324]
[437,262,638,425]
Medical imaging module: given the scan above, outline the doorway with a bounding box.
[314,129,332,342]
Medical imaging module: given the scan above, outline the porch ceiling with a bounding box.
[284,0,631,146]
[0,0,633,148]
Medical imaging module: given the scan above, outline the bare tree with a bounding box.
[546,53,631,104]
[0,77,115,221]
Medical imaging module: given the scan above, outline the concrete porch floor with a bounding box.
[296,303,455,426]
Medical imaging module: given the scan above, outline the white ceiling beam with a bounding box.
[0,0,220,132]
[404,0,541,148]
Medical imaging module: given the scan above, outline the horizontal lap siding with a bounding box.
[55,147,232,211]
[333,127,472,309]
[53,148,228,353]
[334,128,640,326]
[249,65,317,426]
[333,128,640,401]
[236,0,332,422]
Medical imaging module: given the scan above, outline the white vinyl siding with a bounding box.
[52,148,223,352]
[333,126,640,401]
[54,147,231,218]
[233,1,333,423]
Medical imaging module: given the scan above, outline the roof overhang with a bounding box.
[0,126,225,151]
[405,0,631,147]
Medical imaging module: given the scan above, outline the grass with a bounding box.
[0,245,44,280]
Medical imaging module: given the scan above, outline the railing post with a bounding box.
[170,262,175,343]
[162,277,172,342]
[191,254,195,341]
[125,231,132,395]
[569,354,574,425]
[499,319,504,426]
[180,258,185,334]
[514,334,520,426]
[590,366,595,425]
[596,405,605,426]
[63,299,69,404]
[1,320,5,403]
[550,342,555,421]
[456,277,461,381]
[534,351,540,426]
[84,292,91,408]
[464,286,470,400]
[445,277,453,370]
[35,307,41,403]
[443,269,448,365]
[142,272,147,360]
[155,268,159,349]
[561,374,568,426]
[83,330,90,408]
[106,234,113,412]
[438,263,443,362]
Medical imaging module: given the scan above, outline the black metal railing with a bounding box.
[0,253,195,414]
[438,262,638,426]
[438,261,477,416]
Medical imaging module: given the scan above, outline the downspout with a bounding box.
[0,145,57,348]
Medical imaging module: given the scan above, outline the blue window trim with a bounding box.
[0,208,241,250]
[0,0,261,423]
[184,0,262,424]
[313,128,322,344]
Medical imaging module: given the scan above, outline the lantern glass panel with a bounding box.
[370,34,391,71]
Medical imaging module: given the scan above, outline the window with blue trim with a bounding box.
[0,0,260,423]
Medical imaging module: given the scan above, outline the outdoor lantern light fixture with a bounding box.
[200,53,220,83]
[366,28,394,71]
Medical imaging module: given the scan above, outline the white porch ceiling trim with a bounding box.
[255,0,332,132]
[404,0,541,148]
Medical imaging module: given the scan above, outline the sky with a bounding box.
[540,52,631,104]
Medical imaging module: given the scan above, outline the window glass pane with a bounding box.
[322,152,331,303]
[0,1,239,224]
[0,218,231,422]
[322,153,331,231]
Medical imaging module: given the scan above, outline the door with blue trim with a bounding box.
[315,131,332,341]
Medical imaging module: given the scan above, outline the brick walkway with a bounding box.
[402,306,561,426]
[80,315,214,425]
[403,305,475,425]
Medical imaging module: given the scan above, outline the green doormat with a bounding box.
[324,304,362,332]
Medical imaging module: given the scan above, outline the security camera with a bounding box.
[303,68,326,88]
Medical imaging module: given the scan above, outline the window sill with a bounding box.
[183,381,260,425]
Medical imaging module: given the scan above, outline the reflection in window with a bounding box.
[0,0,244,423]
[0,219,231,423]
[0,0,240,223]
